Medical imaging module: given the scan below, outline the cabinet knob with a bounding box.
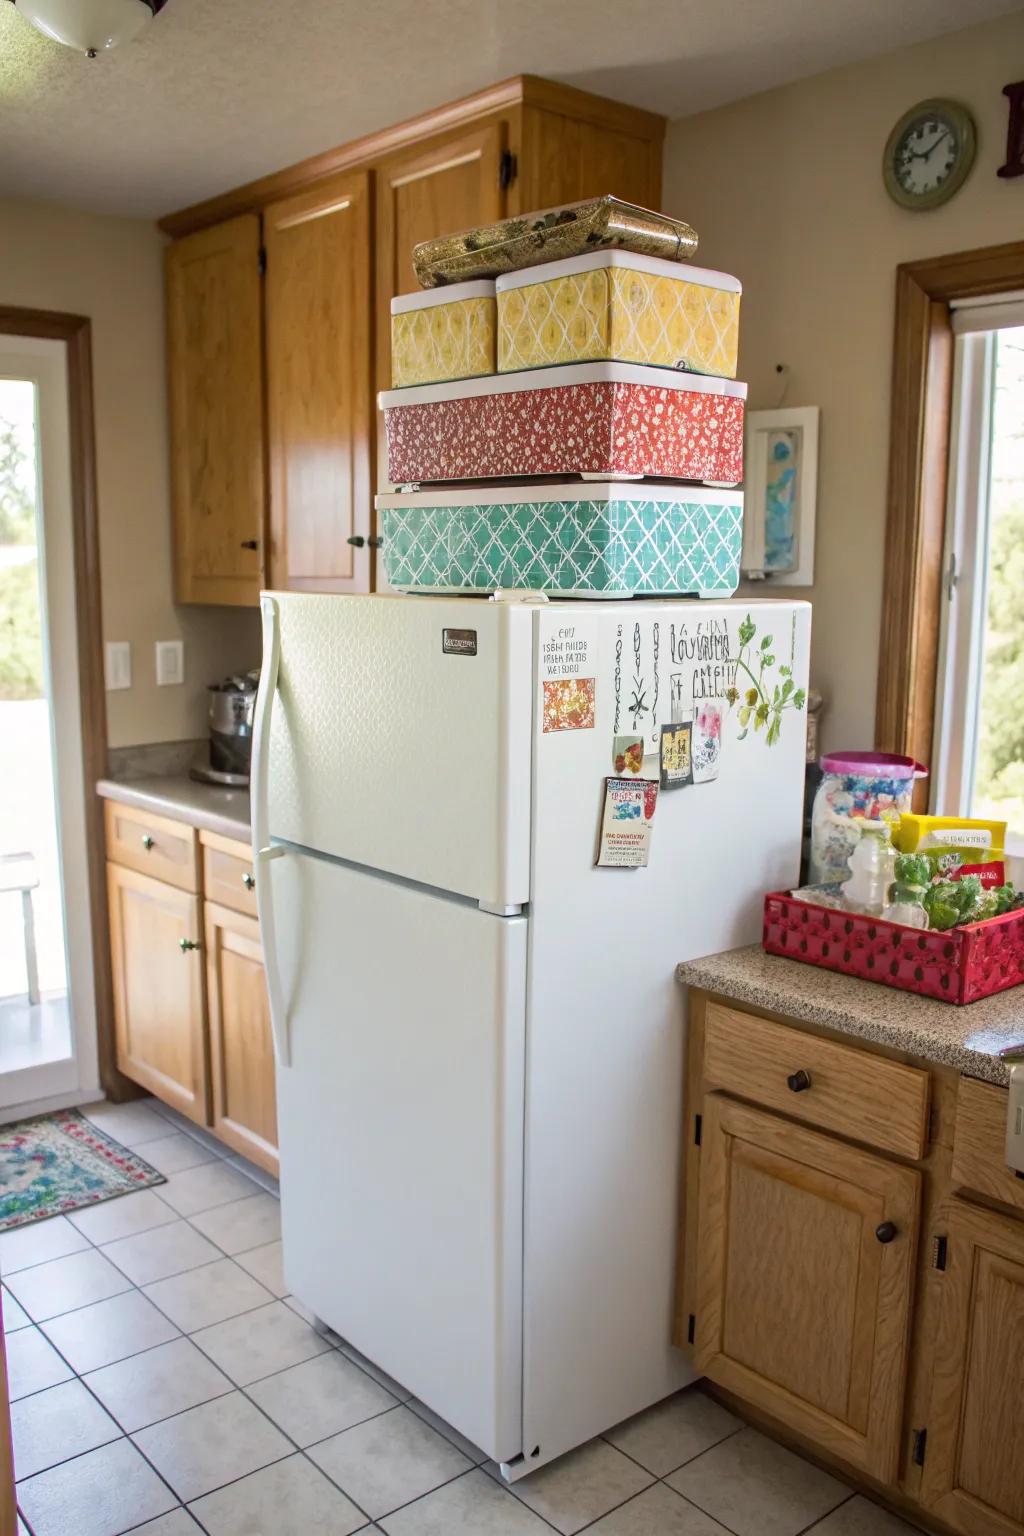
[368,535,383,549]
[242,872,255,890]
[179,938,201,953]
[141,834,155,851]
[875,1221,898,1244]
[347,535,366,547]
[240,539,259,551]
[786,1069,812,1093]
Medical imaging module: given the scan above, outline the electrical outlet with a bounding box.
[105,641,131,691]
[155,640,185,687]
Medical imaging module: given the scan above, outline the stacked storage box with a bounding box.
[377,198,747,600]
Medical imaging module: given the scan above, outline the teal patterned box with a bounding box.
[375,483,743,599]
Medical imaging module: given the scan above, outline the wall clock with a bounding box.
[883,98,977,210]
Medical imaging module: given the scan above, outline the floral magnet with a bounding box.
[542,677,596,732]
[613,734,645,774]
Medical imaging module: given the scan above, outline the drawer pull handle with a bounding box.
[242,872,255,890]
[875,1221,898,1244]
[141,834,155,851]
[786,1069,812,1093]
[179,938,201,953]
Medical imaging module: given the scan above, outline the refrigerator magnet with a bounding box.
[692,701,723,783]
[596,777,659,868]
[542,677,596,732]
[612,734,645,775]
[660,722,694,790]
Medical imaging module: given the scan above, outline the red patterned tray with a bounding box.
[763,891,1024,1004]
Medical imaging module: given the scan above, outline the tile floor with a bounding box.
[1,1096,927,1536]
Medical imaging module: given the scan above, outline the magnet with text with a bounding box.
[660,721,693,789]
[596,777,658,868]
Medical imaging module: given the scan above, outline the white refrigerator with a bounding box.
[252,591,811,1478]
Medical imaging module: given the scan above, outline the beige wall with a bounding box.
[0,198,259,749]
[663,9,1024,754]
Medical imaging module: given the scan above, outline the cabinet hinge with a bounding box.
[912,1427,927,1467]
[499,150,518,190]
[694,1113,702,1147]
[931,1234,948,1271]
[687,1313,696,1345]
[258,246,267,276]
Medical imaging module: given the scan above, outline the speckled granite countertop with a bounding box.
[678,945,1024,1086]
[97,775,250,843]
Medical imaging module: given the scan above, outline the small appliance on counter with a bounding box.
[191,671,259,787]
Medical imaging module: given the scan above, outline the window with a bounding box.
[932,297,1024,837]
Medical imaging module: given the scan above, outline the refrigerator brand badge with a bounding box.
[442,627,477,657]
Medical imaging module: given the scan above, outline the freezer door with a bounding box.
[265,593,532,908]
[270,846,527,1464]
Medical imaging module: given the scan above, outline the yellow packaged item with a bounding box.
[894,814,1007,852]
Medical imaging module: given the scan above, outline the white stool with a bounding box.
[0,853,40,1006]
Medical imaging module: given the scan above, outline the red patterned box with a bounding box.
[379,361,745,485]
[763,891,1024,1005]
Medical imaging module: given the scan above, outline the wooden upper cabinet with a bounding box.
[517,103,663,213]
[265,170,372,593]
[922,1201,1024,1534]
[166,214,265,605]
[693,1095,920,1484]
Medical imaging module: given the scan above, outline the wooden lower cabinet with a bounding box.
[106,861,208,1125]
[693,1093,920,1483]
[204,900,278,1176]
[921,1201,1024,1534]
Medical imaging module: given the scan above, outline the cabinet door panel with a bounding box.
[205,901,278,1176]
[265,171,372,593]
[167,214,265,605]
[107,863,207,1124]
[519,109,661,212]
[695,1094,919,1483]
[923,1202,1024,1535]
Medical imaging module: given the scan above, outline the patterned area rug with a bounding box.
[0,1109,165,1231]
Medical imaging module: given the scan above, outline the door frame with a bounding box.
[875,240,1024,795]
[0,306,127,1101]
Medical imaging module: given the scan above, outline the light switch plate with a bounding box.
[155,639,184,687]
[105,641,131,691]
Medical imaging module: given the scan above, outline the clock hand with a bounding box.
[925,130,952,159]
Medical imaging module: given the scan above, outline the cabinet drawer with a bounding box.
[951,1076,1024,1215]
[104,801,200,892]
[703,1003,930,1160]
[200,830,257,918]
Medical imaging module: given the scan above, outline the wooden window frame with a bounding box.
[875,240,1024,802]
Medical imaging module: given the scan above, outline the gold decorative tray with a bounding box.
[412,196,699,288]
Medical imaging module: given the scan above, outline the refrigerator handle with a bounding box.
[252,595,291,1068]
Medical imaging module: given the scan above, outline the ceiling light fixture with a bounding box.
[10,0,169,57]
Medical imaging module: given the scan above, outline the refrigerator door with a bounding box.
[270,844,527,1463]
[264,592,533,909]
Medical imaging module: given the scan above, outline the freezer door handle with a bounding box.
[252,596,292,1068]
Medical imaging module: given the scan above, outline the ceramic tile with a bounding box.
[140,1133,219,1176]
[85,1336,233,1433]
[0,1215,90,1276]
[379,1469,552,1535]
[102,1219,220,1286]
[225,1156,280,1197]
[309,1403,471,1519]
[142,1258,272,1332]
[42,1288,179,1373]
[5,1247,132,1322]
[408,1398,486,1462]
[335,1340,410,1399]
[234,1240,286,1297]
[248,1346,396,1445]
[10,1378,120,1478]
[282,1294,343,1343]
[191,1299,331,1386]
[68,1190,177,1246]
[16,1435,177,1536]
[604,1388,742,1476]
[133,1390,291,1503]
[189,1193,281,1256]
[806,1495,926,1534]
[498,1438,653,1535]
[666,1428,849,1536]
[82,1101,170,1148]
[4,1326,73,1400]
[148,1106,232,1158]
[3,1288,32,1332]
[126,1513,201,1536]
[189,1452,367,1536]
[155,1164,261,1218]
[585,1482,733,1534]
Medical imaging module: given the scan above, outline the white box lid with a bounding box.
[494,249,741,295]
[379,360,747,410]
[391,280,496,316]
[376,481,744,509]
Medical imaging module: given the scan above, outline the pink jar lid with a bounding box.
[819,751,928,779]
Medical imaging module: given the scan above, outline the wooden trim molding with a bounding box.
[875,240,1024,785]
[0,307,131,1101]
[158,74,666,238]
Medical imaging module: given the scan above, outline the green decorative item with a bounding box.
[726,612,806,746]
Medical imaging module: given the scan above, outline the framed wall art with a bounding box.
[740,405,819,587]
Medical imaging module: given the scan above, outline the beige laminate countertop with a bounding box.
[678,945,1024,1086]
[97,775,251,843]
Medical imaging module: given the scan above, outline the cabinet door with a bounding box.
[204,901,278,1176]
[107,862,208,1124]
[921,1202,1024,1535]
[694,1094,920,1483]
[518,107,662,212]
[166,214,265,605]
[265,171,372,594]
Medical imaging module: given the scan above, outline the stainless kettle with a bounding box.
[208,671,259,777]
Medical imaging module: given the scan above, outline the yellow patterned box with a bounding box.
[496,252,741,379]
[391,280,497,388]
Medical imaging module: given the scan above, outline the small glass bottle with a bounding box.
[841,827,897,917]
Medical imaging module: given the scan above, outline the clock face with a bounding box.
[883,99,976,210]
